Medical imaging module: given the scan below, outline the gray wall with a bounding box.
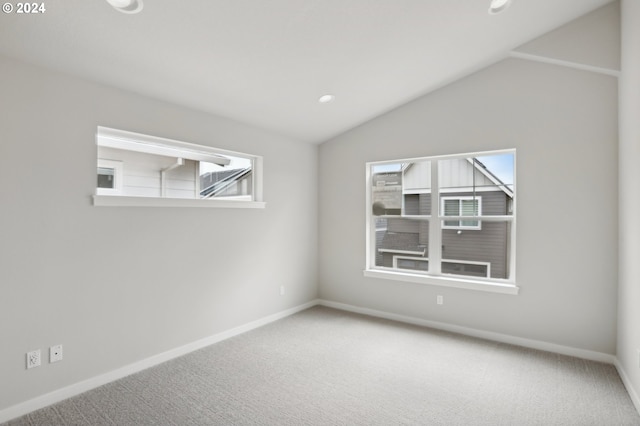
[515,1,620,70]
[0,56,318,410]
[319,52,618,354]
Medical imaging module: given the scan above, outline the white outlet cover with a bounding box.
[27,349,41,369]
[50,344,63,363]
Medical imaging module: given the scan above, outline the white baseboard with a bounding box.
[614,358,640,415]
[0,299,319,424]
[321,299,639,417]
[318,299,616,364]
[3,298,633,423]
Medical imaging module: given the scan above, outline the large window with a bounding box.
[365,150,516,294]
[93,127,264,208]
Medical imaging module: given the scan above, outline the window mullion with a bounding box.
[429,160,442,275]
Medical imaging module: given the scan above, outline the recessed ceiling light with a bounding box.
[318,94,335,104]
[105,0,143,14]
[489,0,511,14]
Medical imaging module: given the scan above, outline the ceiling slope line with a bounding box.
[508,50,620,77]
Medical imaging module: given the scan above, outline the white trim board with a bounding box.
[3,299,636,423]
[614,359,640,415]
[508,51,620,78]
[317,299,615,364]
[0,300,319,424]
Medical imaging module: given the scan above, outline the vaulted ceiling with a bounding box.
[0,0,613,143]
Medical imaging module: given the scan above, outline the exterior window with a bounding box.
[366,150,516,292]
[94,127,263,207]
[441,260,490,278]
[442,196,481,229]
[393,256,429,271]
[96,159,123,195]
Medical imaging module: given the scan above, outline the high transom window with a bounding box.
[93,127,264,208]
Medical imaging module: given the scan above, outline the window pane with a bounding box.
[372,160,431,216]
[460,219,479,227]
[444,199,459,216]
[372,163,403,216]
[439,153,514,216]
[199,156,253,200]
[96,127,260,202]
[97,167,114,188]
[443,199,459,227]
[460,199,478,216]
[460,199,479,227]
[442,261,488,277]
[441,220,512,279]
[397,258,429,271]
[374,218,429,271]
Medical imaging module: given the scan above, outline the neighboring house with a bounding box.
[374,158,514,279]
[97,145,252,200]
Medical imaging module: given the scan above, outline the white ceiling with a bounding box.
[0,0,613,143]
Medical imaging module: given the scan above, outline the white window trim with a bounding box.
[96,159,123,195]
[364,149,517,295]
[392,255,429,269]
[94,126,264,208]
[441,196,482,230]
[392,255,491,278]
[441,258,491,278]
[92,195,265,208]
[379,248,426,256]
[363,268,519,295]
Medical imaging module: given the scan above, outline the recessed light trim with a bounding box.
[489,0,511,14]
[318,94,335,104]
[105,0,144,14]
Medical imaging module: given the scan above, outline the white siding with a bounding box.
[98,146,197,198]
[403,159,495,193]
[403,161,431,192]
[438,158,494,190]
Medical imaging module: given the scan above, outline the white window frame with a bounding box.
[93,126,264,208]
[364,149,517,295]
[96,159,123,195]
[392,255,429,270]
[393,255,491,278]
[441,259,491,278]
[441,196,482,230]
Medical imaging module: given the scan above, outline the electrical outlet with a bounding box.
[50,344,63,363]
[280,285,285,296]
[437,295,444,305]
[26,349,41,369]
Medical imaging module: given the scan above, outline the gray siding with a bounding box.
[379,190,511,279]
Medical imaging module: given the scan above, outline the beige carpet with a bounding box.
[5,306,640,425]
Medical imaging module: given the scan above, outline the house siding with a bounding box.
[99,146,197,198]
[379,190,510,278]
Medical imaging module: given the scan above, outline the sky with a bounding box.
[475,153,514,185]
[371,152,514,186]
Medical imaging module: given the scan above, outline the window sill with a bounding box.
[93,195,266,209]
[363,269,519,295]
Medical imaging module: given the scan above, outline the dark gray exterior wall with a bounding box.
[377,191,511,278]
[441,191,509,279]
